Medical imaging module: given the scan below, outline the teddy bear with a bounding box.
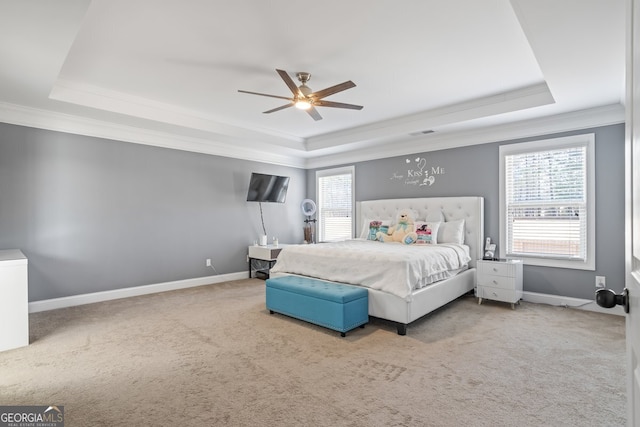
[376,209,418,244]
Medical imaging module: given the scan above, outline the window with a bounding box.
[316,166,355,242]
[499,134,595,270]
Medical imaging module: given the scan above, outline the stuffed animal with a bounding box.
[376,209,417,244]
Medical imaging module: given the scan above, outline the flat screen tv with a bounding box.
[246,173,290,203]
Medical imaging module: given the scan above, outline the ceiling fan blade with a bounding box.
[276,69,302,97]
[310,81,356,100]
[263,103,293,114]
[314,100,363,110]
[306,107,323,121]
[238,90,293,101]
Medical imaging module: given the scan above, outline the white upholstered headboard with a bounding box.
[356,197,485,268]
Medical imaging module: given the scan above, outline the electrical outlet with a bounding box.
[206,258,212,267]
[595,276,606,289]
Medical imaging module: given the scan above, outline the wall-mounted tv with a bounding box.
[246,173,290,203]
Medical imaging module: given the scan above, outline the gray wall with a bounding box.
[1,120,624,303]
[0,123,305,301]
[308,124,625,300]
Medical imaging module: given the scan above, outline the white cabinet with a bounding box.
[0,249,29,352]
[476,259,523,309]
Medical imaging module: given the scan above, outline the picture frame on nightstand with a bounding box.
[483,237,498,261]
[483,244,497,260]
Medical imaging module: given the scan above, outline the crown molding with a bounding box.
[0,101,306,168]
[304,103,625,169]
[0,100,624,171]
[304,82,555,152]
[49,79,305,149]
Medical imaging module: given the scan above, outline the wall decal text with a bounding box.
[390,157,445,187]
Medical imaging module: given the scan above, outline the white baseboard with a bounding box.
[522,291,625,316]
[28,271,249,313]
[29,279,625,317]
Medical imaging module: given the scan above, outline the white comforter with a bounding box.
[270,240,471,301]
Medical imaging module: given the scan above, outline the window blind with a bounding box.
[505,145,587,260]
[317,171,353,242]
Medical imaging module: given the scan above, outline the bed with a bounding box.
[270,196,484,335]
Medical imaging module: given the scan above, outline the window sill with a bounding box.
[509,256,595,271]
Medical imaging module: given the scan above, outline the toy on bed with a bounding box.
[376,209,418,244]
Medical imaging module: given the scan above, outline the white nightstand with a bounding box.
[248,244,283,279]
[476,259,523,309]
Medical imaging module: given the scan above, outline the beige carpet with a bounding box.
[0,279,626,426]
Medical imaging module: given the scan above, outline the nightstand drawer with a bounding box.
[478,286,521,304]
[478,261,518,278]
[477,274,515,290]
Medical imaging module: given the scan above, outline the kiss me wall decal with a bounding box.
[390,157,446,187]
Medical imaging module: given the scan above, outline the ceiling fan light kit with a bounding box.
[238,69,363,121]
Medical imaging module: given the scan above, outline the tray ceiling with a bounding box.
[0,0,625,168]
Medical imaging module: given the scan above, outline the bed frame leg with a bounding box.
[396,323,407,336]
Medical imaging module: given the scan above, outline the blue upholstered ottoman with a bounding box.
[266,275,368,337]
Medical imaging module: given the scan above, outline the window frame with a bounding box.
[315,166,355,242]
[499,134,596,270]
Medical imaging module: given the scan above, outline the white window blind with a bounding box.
[317,167,354,242]
[500,134,595,270]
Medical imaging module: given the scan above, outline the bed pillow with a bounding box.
[425,210,445,223]
[414,221,441,245]
[360,218,392,240]
[438,219,466,244]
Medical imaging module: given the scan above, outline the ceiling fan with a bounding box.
[238,69,363,121]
